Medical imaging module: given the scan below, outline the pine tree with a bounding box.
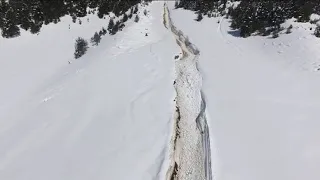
[196,13,203,21]
[101,27,107,35]
[72,16,77,23]
[1,23,20,38]
[272,30,279,38]
[30,23,42,34]
[110,21,120,35]
[74,37,89,59]
[122,13,128,22]
[286,25,293,34]
[119,23,125,31]
[1,7,20,38]
[108,19,114,32]
[133,5,138,14]
[315,25,320,38]
[174,1,179,9]
[134,15,139,23]
[128,11,133,19]
[91,32,101,46]
[99,30,103,36]
[128,8,133,19]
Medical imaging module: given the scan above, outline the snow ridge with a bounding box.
[164,3,212,180]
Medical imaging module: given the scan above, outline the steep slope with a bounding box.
[0,2,179,180]
[169,3,320,180]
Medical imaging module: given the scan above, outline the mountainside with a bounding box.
[0,0,143,38]
[1,1,320,180]
[176,0,320,38]
[169,1,320,180]
[0,2,179,180]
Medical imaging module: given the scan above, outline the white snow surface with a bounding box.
[0,2,180,180]
[169,3,320,180]
[2,1,320,180]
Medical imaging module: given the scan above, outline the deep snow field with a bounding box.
[169,2,320,180]
[1,1,320,180]
[0,2,179,180]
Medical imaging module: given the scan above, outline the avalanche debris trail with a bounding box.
[164,4,212,180]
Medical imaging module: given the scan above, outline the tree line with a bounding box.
[175,0,320,38]
[74,4,142,59]
[0,0,141,38]
[73,1,149,59]
[229,0,320,37]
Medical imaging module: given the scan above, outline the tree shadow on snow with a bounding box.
[227,30,241,37]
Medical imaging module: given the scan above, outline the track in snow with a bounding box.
[164,4,212,180]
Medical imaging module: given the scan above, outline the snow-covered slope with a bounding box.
[0,2,180,180]
[0,9,110,121]
[169,3,320,180]
[2,1,320,180]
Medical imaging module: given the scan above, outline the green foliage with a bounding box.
[91,32,101,46]
[1,23,20,38]
[110,21,120,35]
[128,9,133,19]
[272,31,279,38]
[178,0,320,38]
[133,5,139,14]
[286,25,293,34]
[0,0,142,38]
[74,37,89,59]
[119,23,125,31]
[98,27,106,36]
[196,13,203,22]
[122,13,128,23]
[108,19,115,32]
[174,1,179,9]
[229,0,319,37]
[99,27,107,36]
[315,25,320,38]
[134,15,140,23]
